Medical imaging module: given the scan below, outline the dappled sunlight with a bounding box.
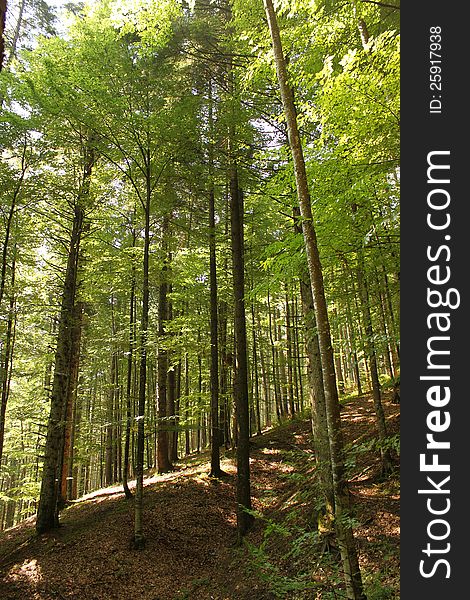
[7,558,42,585]
[257,447,281,455]
[358,483,400,502]
[73,457,238,507]
[0,395,400,600]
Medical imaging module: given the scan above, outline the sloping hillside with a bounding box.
[0,393,400,600]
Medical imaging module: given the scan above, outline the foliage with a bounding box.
[1,11,399,598]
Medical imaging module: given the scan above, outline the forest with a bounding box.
[0,0,400,599]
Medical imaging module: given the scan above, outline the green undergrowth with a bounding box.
[239,418,400,599]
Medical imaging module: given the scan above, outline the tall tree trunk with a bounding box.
[166,285,178,465]
[276,318,289,416]
[285,290,295,415]
[5,0,25,68]
[229,164,253,540]
[123,231,136,499]
[293,295,304,412]
[134,164,151,549]
[256,311,272,427]
[0,0,7,72]
[0,141,26,312]
[36,210,84,532]
[0,247,16,467]
[156,218,173,475]
[207,74,223,476]
[267,288,281,421]
[263,2,365,596]
[209,171,223,477]
[173,361,181,460]
[343,272,363,396]
[184,353,190,455]
[294,209,335,525]
[105,344,117,486]
[251,303,262,435]
[332,308,345,395]
[58,301,83,505]
[36,140,94,534]
[356,254,392,475]
[219,300,230,448]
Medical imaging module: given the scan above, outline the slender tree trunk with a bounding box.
[123,232,136,499]
[256,311,272,427]
[374,273,394,380]
[219,300,230,448]
[267,289,281,421]
[5,0,25,68]
[332,308,345,395]
[105,345,117,486]
[251,303,262,435]
[263,2,365,596]
[380,265,400,371]
[343,273,363,396]
[166,285,178,465]
[156,218,173,475]
[276,318,289,416]
[0,0,7,72]
[0,248,16,467]
[293,295,304,411]
[167,357,177,463]
[173,361,181,460]
[285,290,295,415]
[196,350,202,453]
[356,254,392,475]
[70,363,85,501]
[209,164,223,477]
[294,209,335,525]
[229,163,253,540]
[0,142,26,312]
[184,353,190,455]
[134,164,151,549]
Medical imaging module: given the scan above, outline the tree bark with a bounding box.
[0,247,16,467]
[209,186,223,475]
[263,2,365,596]
[229,165,253,540]
[123,231,136,499]
[0,0,6,72]
[356,255,392,475]
[156,218,173,475]
[294,209,335,525]
[0,141,27,312]
[36,140,94,534]
[105,345,117,486]
[134,161,151,548]
[5,0,25,68]
[58,301,83,504]
[284,290,295,416]
[36,208,84,533]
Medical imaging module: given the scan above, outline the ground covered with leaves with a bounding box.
[0,393,399,600]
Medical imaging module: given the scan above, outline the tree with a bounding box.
[36,135,96,534]
[0,0,6,70]
[262,0,365,596]
[0,10,399,593]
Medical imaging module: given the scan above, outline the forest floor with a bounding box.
[0,392,400,600]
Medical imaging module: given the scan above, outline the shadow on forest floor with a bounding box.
[0,392,400,600]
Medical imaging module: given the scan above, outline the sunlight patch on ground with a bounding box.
[74,457,238,506]
[347,412,375,423]
[8,558,42,585]
[359,485,400,502]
